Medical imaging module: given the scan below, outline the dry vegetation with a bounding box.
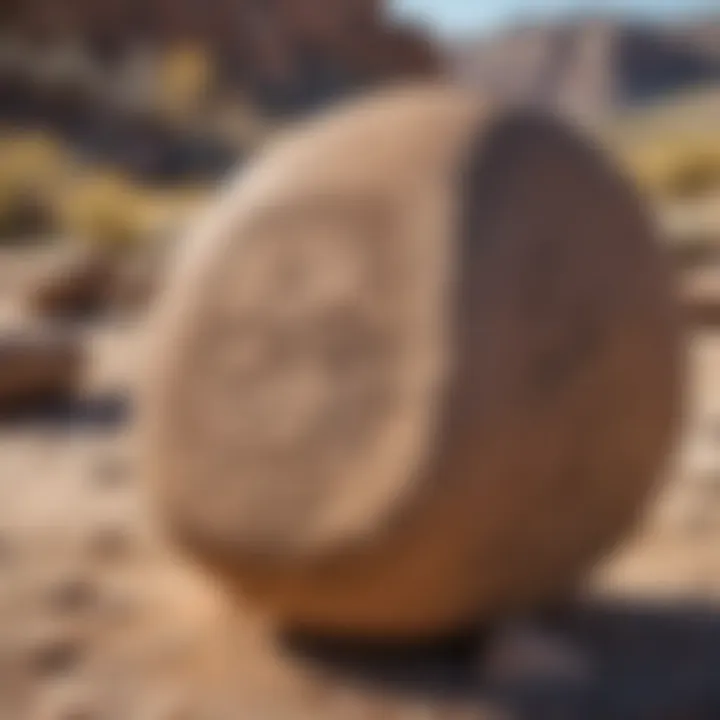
[0,131,210,250]
[4,85,720,247]
[0,133,69,239]
[597,87,720,288]
[607,87,720,202]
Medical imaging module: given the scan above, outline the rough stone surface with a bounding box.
[140,84,681,638]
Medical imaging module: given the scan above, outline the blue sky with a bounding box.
[390,0,720,38]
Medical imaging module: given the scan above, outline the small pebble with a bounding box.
[30,637,84,677]
[48,578,99,616]
[481,622,593,687]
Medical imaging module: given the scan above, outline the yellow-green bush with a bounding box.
[0,129,210,247]
[0,133,70,239]
[607,89,720,201]
[157,44,215,123]
[618,136,720,200]
[56,173,152,249]
[660,148,720,200]
[56,173,209,249]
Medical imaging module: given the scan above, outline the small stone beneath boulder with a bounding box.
[23,246,114,319]
[0,325,83,410]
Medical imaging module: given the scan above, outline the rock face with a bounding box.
[140,84,682,639]
[0,0,440,116]
[0,1,440,181]
[454,19,720,118]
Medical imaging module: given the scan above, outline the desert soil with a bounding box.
[1,251,720,719]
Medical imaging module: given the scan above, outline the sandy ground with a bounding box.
[1,282,720,718]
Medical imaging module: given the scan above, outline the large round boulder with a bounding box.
[139,85,682,639]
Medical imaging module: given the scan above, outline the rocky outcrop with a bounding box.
[0,1,441,180]
[455,19,720,118]
[0,0,440,117]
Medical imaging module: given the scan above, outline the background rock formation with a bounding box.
[454,19,720,119]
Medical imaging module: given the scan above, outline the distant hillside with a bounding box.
[0,1,439,182]
[453,18,720,117]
